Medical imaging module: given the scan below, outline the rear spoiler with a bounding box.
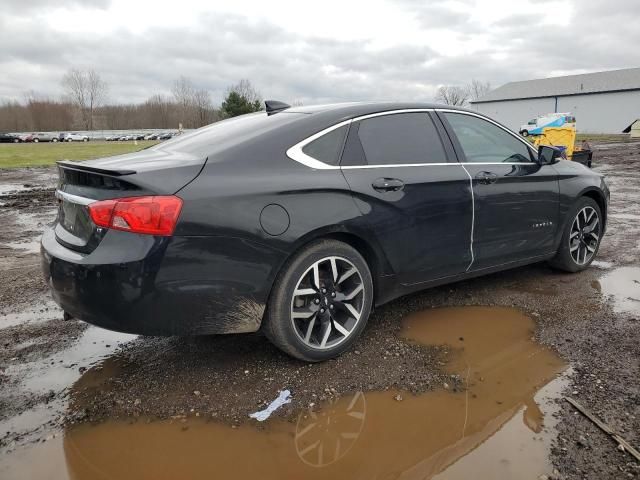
[57,160,136,176]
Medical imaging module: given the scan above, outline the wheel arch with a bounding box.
[265,227,393,313]
[580,187,607,231]
[554,187,607,251]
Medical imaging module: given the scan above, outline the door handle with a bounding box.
[474,171,498,185]
[372,177,405,192]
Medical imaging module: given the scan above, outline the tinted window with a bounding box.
[354,113,447,165]
[444,113,533,163]
[150,111,305,156]
[302,125,348,166]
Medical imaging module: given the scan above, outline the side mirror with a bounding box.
[538,145,562,165]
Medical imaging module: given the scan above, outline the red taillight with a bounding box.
[88,196,183,236]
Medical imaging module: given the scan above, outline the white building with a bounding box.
[471,67,640,134]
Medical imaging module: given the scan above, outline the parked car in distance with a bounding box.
[0,132,21,143]
[145,133,159,140]
[26,132,58,143]
[42,102,609,362]
[65,133,90,142]
[158,132,173,140]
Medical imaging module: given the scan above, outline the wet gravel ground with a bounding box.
[1,143,639,479]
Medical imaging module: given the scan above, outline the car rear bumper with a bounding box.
[41,227,279,336]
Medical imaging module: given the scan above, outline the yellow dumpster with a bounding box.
[533,126,576,158]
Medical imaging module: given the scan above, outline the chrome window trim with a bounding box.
[342,162,452,169]
[55,190,95,206]
[285,108,538,170]
[285,119,352,170]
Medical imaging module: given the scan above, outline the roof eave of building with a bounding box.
[471,87,640,104]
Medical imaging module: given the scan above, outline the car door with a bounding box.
[438,111,559,270]
[339,111,474,285]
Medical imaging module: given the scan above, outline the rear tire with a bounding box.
[52,138,58,142]
[521,130,529,137]
[549,197,602,272]
[263,240,373,362]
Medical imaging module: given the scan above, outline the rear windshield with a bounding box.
[149,112,305,157]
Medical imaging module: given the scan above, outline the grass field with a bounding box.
[575,133,630,143]
[0,141,159,168]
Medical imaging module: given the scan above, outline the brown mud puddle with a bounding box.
[0,306,567,480]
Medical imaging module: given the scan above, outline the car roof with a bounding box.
[284,101,470,119]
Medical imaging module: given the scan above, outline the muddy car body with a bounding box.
[41,102,609,361]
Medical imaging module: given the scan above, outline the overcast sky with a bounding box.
[1,0,638,105]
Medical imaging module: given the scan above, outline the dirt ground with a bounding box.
[0,142,639,479]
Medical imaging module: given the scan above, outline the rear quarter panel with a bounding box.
[173,148,381,312]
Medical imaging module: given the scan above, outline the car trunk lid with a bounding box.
[55,148,206,253]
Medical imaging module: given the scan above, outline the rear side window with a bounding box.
[443,113,533,163]
[151,111,305,157]
[348,113,447,166]
[302,125,348,166]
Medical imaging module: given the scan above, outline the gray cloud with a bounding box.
[0,0,639,106]
[2,0,110,13]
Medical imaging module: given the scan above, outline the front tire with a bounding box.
[263,240,373,362]
[521,130,529,137]
[549,197,602,272]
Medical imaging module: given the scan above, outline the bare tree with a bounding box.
[193,89,214,127]
[467,79,491,102]
[61,68,107,130]
[225,79,262,105]
[62,68,87,126]
[172,76,195,108]
[86,70,108,130]
[172,76,198,128]
[435,85,469,106]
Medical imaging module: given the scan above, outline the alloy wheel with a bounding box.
[290,256,365,350]
[569,206,600,265]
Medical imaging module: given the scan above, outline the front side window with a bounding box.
[444,113,533,163]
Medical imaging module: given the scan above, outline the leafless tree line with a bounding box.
[434,79,492,106]
[0,70,238,132]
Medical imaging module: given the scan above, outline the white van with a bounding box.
[519,113,576,136]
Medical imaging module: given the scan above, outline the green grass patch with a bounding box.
[0,141,160,168]
[575,133,630,143]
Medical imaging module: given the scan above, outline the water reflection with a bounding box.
[2,307,567,480]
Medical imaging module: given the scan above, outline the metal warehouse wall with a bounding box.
[472,90,640,134]
[473,98,555,132]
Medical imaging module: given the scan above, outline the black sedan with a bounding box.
[41,102,609,361]
[0,132,21,143]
